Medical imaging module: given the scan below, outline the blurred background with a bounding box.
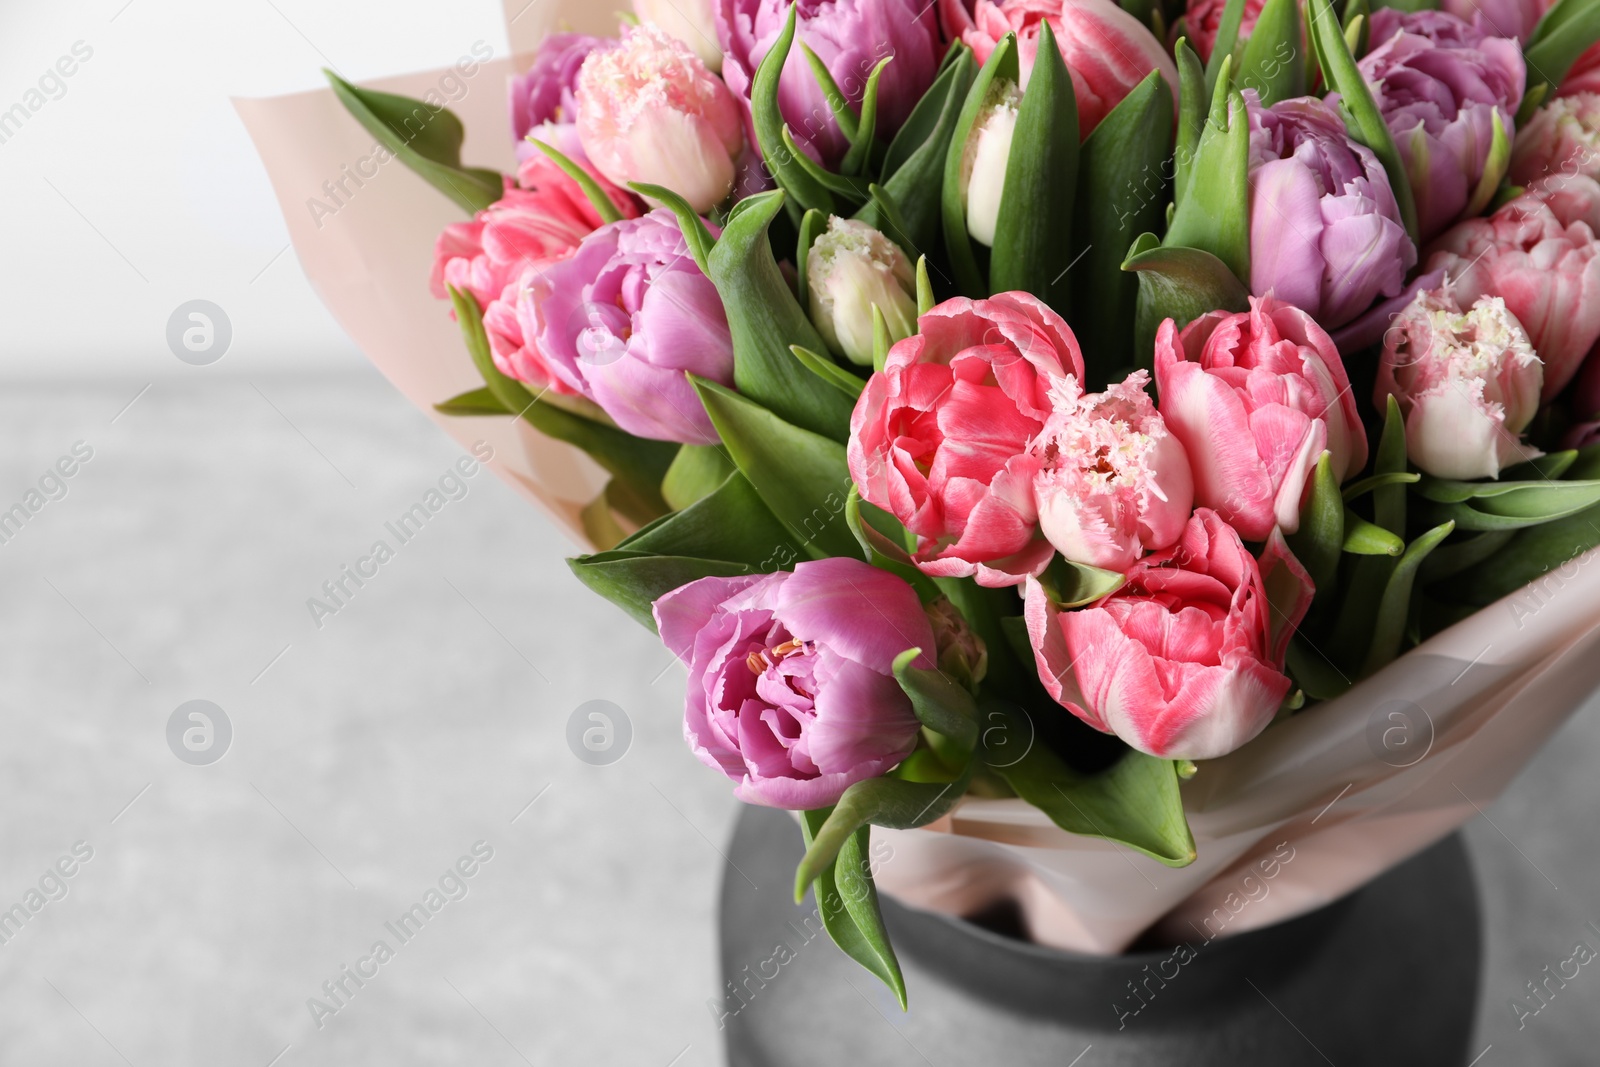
[2,1,1599,1063]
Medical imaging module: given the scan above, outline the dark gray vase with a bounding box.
[717,805,1481,1066]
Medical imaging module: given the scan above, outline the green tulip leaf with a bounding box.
[528,138,622,223]
[1164,72,1250,285]
[661,444,736,511]
[1362,521,1454,674]
[892,648,980,751]
[751,5,836,213]
[791,345,868,398]
[1124,238,1251,366]
[707,190,856,440]
[1236,0,1307,104]
[1343,510,1405,555]
[794,771,972,901]
[1307,0,1419,242]
[1073,70,1174,378]
[990,20,1078,311]
[799,812,907,1009]
[984,702,1196,866]
[434,386,511,417]
[324,71,504,214]
[1288,452,1344,596]
[691,377,859,558]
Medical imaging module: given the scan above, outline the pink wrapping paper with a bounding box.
[235,3,1600,954]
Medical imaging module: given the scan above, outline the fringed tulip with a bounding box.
[848,292,1085,587]
[1356,9,1525,241]
[717,0,942,168]
[653,558,933,809]
[520,209,734,443]
[576,24,746,213]
[1426,175,1600,400]
[1375,289,1543,479]
[1029,371,1194,572]
[1246,93,1416,330]
[1024,509,1300,760]
[957,0,1179,140]
[1155,295,1367,541]
[805,217,918,366]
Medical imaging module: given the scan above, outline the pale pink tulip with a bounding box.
[848,292,1085,587]
[1154,296,1367,541]
[1029,371,1194,572]
[1375,289,1543,479]
[1425,174,1600,400]
[1024,509,1304,760]
[1510,92,1600,186]
[956,0,1180,140]
[576,24,746,213]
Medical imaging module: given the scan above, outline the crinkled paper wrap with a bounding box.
[236,0,1600,955]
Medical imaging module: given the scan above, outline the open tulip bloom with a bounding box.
[318,0,1600,1004]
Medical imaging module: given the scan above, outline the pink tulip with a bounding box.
[1024,509,1305,760]
[653,558,933,809]
[1182,0,1267,63]
[576,24,746,213]
[431,159,640,393]
[1375,289,1543,479]
[1510,92,1600,186]
[1029,370,1194,572]
[1440,0,1555,43]
[1562,43,1600,98]
[848,292,1085,587]
[1154,296,1367,541]
[956,0,1180,140]
[1425,175,1600,401]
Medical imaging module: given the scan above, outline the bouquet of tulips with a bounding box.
[312,0,1600,1005]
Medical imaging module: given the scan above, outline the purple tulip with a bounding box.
[519,209,734,444]
[653,558,933,809]
[716,0,943,169]
[1355,9,1525,241]
[509,33,615,164]
[1246,92,1417,330]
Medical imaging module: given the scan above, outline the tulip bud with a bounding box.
[959,80,1023,247]
[576,24,745,213]
[805,218,918,366]
[924,596,988,691]
[1375,289,1543,480]
[1030,371,1193,573]
[634,0,723,71]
